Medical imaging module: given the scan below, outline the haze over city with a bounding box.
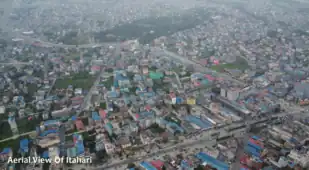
[0,0,309,170]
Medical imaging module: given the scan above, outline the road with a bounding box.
[78,69,105,113]
[79,43,120,113]
[13,34,115,49]
[151,47,245,85]
[97,128,227,170]
[92,110,306,170]
[173,71,183,89]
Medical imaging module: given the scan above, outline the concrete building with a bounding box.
[288,150,309,168]
[227,88,240,101]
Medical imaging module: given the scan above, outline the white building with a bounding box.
[227,88,240,101]
[288,150,309,168]
[140,131,152,145]
[104,143,115,154]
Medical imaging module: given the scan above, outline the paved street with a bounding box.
[151,47,245,85]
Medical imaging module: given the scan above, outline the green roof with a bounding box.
[149,72,164,79]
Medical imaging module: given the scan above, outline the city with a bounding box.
[0,0,309,170]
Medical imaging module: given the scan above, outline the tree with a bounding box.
[127,163,135,169]
[106,68,114,73]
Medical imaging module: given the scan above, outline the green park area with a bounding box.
[210,57,249,72]
[54,72,96,90]
[99,76,114,89]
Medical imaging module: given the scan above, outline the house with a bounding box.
[140,130,153,145]
[75,118,85,131]
[0,106,6,114]
[74,88,83,95]
[117,136,132,149]
[51,108,72,118]
[91,65,101,74]
[0,148,13,162]
[104,143,115,154]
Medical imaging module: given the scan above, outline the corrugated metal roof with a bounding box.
[139,161,157,170]
[244,146,260,157]
[247,141,262,151]
[196,152,229,170]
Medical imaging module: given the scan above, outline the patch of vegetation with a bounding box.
[0,121,13,140]
[17,117,41,134]
[149,123,165,133]
[54,72,96,89]
[101,76,114,89]
[94,8,212,44]
[210,57,249,72]
[0,137,21,154]
[100,102,107,109]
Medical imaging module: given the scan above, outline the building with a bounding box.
[196,152,229,170]
[288,150,309,168]
[150,160,164,170]
[117,136,132,149]
[104,143,115,154]
[0,148,12,162]
[227,88,240,101]
[140,131,153,145]
[139,161,157,170]
[19,138,29,156]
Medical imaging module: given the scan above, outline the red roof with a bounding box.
[135,114,139,119]
[99,109,107,119]
[213,59,220,65]
[75,119,85,130]
[71,96,83,101]
[91,65,101,71]
[200,59,208,66]
[169,92,176,99]
[145,105,151,111]
[249,138,264,148]
[151,160,164,170]
[204,74,215,81]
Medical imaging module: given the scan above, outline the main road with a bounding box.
[151,47,245,85]
[12,34,116,49]
[92,110,306,170]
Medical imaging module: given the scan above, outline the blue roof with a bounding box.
[71,115,77,121]
[113,81,119,87]
[42,151,49,158]
[40,129,58,137]
[92,112,101,121]
[1,148,11,154]
[20,139,29,153]
[134,75,143,81]
[138,111,155,119]
[181,160,192,169]
[167,122,184,133]
[108,91,119,98]
[115,73,128,81]
[139,161,157,170]
[44,120,60,126]
[247,141,262,151]
[196,152,229,170]
[251,136,260,140]
[244,146,260,157]
[76,142,85,155]
[185,115,212,129]
[176,97,183,104]
[191,73,204,79]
